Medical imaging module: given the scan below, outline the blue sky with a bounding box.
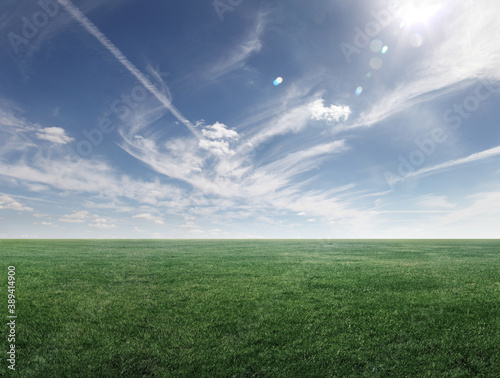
[0,0,499,238]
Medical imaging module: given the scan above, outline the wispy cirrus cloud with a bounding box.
[259,140,348,180]
[350,0,500,129]
[0,105,187,207]
[119,95,350,199]
[204,12,265,79]
[243,94,350,151]
[431,191,500,228]
[416,194,456,209]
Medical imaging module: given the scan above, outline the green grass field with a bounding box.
[1,240,499,377]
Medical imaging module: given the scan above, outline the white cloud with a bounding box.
[63,210,89,219]
[25,183,50,192]
[199,138,233,156]
[89,222,116,229]
[430,191,500,234]
[0,148,186,207]
[0,194,33,212]
[245,102,313,148]
[132,213,164,225]
[87,218,117,229]
[257,141,348,182]
[309,99,351,123]
[0,108,73,148]
[201,122,238,140]
[33,213,49,218]
[119,109,351,210]
[417,194,456,209]
[205,13,264,79]
[243,97,350,152]
[189,229,205,235]
[402,145,500,181]
[59,218,85,223]
[59,211,89,223]
[180,222,198,229]
[198,122,239,156]
[36,127,74,144]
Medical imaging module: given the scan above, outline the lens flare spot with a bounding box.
[355,86,363,96]
[370,39,383,53]
[273,77,283,86]
[369,57,383,70]
[381,45,389,54]
[409,33,423,47]
[366,72,372,78]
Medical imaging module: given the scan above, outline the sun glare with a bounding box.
[398,4,440,26]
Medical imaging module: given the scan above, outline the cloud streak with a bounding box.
[56,0,200,137]
[401,145,500,181]
[204,12,265,79]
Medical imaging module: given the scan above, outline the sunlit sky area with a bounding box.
[1,0,499,238]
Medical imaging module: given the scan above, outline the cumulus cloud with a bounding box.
[309,99,351,123]
[201,122,238,140]
[199,122,238,156]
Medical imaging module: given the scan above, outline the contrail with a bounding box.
[401,145,500,181]
[57,0,200,138]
